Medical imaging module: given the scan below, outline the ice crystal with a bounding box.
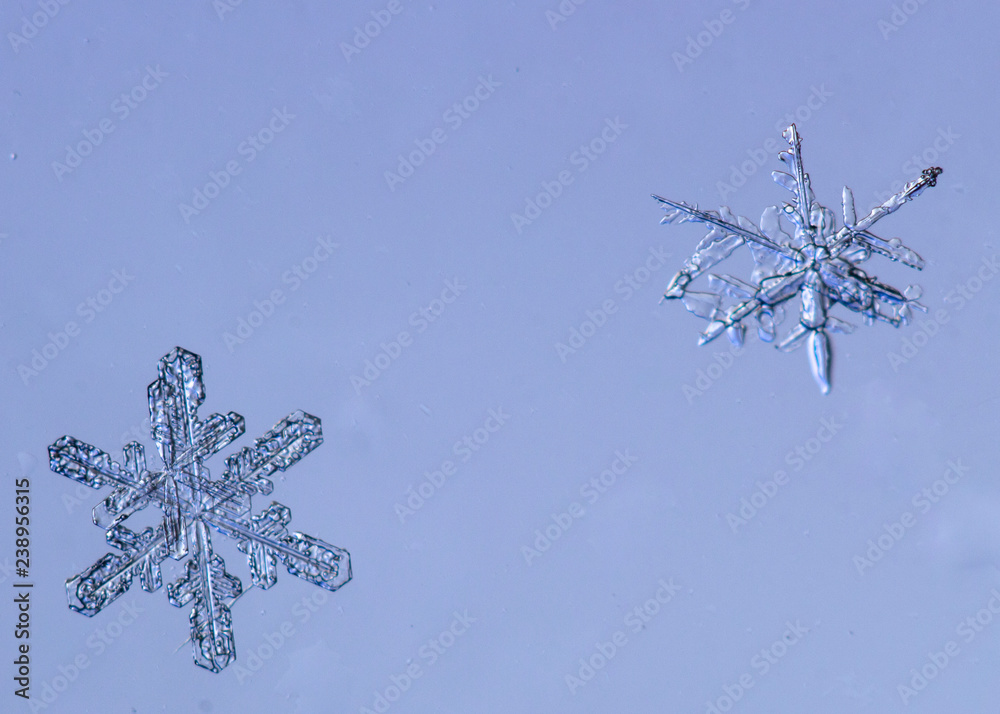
[654,124,941,393]
[49,347,352,672]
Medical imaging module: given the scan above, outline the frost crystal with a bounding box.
[654,124,941,393]
[49,347,352,672]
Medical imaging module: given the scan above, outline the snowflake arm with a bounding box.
[830,167,941,269]
[167,520,241,672]
[773,123,814,228]
[698,269,807,346]
[148,348,243,470]
[652,195,792,257]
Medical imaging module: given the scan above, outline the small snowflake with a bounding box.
[654,124,941,393]
[49,347,352,672]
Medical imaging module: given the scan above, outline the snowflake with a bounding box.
[49,347,352,672]
[653,124,942,393]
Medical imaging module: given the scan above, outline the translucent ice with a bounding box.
[49,347,352,672]
[653,124,941,393]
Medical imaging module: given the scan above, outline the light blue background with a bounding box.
[2,1,998,712]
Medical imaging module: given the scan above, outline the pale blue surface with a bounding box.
[1,1,998,712]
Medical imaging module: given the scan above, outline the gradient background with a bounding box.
[2,1,998,712]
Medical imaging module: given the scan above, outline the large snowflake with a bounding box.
[49,347,352,672]
[654,124,942,393]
